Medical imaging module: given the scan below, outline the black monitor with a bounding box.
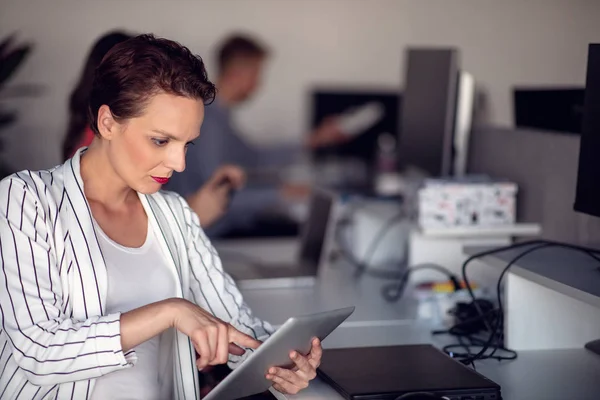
[310,88,401,165]
[397,48,459,177]
[573,43,600,356]
[514,87,584,134]
[574,44,600,217]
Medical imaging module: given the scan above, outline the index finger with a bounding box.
[228,325,262,349]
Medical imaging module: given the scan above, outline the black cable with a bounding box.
[441,327,517,362]
[417,241,569,364]
[353,212,405,278]
[333,202,408,279]
[462,239,600,308]
[460,243,551,365]
[381,264,461,302]
[434,307,499,336]
[455,239,600,365]
[461,240,546,331]
[454,242,551,364]
[335,208,600,364]
[456,335,477,370]
[443,342,517,363]
[460,239,600,335]
[333,217,405,279]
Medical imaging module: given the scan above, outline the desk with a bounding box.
[463,244,600,308]
[464,245,600,351]
[241,262,420,327]
[235,245,600,400]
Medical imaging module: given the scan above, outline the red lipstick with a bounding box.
[152,176,170,184]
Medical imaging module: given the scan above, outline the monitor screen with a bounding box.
[514,87,584,134]
[298,190,334,266]
[397,48,459,177]
[310,88,401,164]
[574,44,600,217]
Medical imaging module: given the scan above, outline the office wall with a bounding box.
[468,126,600,244]
[1,0,600,171]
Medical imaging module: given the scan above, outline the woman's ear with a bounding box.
[97,105,119,140]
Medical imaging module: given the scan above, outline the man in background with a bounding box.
[167,34,346,237]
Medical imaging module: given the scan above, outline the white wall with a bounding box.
[1,0,599,171]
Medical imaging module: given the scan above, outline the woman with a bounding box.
[63,30,242,228]
[0,34,321,399]
[63,31,131,161]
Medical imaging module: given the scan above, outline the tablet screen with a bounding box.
[203,306,355,400]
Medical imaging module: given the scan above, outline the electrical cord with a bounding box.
[332,201,367,269]
[433,305,498,337]
[456,335,478,370]
[460,240,548,332]
[332,203,600,365]
[462,239,600,308]
[448,239,600,366]
[443,336,517,364]
[333,200,408,279]
[353,212,406,278]
[381,263,462,302]
[459,242,551,364]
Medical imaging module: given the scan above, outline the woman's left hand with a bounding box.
[266,338,322,395]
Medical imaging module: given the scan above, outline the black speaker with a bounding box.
[574,44,600,217]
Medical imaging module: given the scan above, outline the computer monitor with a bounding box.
[310,88,401,164]
[397,48,459,177]
[573,43,600,356]
[574,44,600,217]
[514,87,584,134]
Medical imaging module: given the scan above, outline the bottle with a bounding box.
[374,133,402,196]
[375,133,397,173]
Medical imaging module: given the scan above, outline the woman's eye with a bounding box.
[152,138,169,147]
[185,141,195,148]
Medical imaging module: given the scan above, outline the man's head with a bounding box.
[216,34,268,104]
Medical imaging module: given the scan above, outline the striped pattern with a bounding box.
[0,149,273,399]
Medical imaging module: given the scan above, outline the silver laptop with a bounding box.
[222,189,335,290]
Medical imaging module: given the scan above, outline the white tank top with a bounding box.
[90,219,176,400]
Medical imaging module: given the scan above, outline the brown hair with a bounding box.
[217,34,268,73]
[63,30,132,160]
[89,34,216,135]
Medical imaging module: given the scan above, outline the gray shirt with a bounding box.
[166,99,302,237]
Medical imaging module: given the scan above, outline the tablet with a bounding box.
[203,306,355,400]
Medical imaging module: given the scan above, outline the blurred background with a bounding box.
[1,0,599,172]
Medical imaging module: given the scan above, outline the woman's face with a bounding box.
[98,92,204,194]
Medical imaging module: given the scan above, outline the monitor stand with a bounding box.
[585,339,600,356]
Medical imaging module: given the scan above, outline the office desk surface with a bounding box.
[270,348,600,400]
[241,262,419,327]
[235,243,600,400]
[464,244,600,308]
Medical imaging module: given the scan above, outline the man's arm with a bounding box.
[253,143,304,168]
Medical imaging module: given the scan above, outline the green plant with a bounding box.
[0,33,35,179]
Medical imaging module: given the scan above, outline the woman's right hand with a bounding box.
[169,298,262,369]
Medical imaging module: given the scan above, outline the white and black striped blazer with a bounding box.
[0,149,273,400]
